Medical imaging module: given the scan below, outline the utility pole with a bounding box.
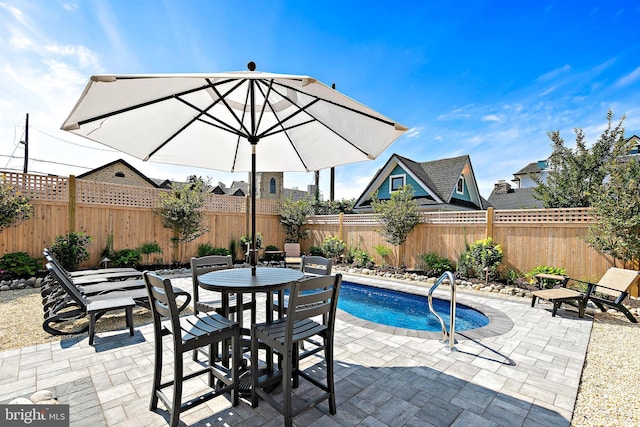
[22,113,29,173]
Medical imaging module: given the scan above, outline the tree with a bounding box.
[534,111,624,208]
[279,196,313,242]
[156,176,209,261]
[371,185,421,267]
[583,133,640,265]
[0,177,33,232]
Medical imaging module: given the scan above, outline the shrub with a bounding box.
[308,246,323,256]
[138,241,162,264]
[416,252,454,276]
[197,243,231,258]
[50,232,92,271]
[526,265,567,288]
[373,244,393,266]
[320,236,346,259]
[0,252,41,278]
[240,232,263,249]
[457,238,503,280]
[112,249,142,268]
[350,249,374,268]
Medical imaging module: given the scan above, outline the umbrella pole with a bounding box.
[251,143,257,276]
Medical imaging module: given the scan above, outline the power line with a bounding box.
[30,126,118,152]
[0,154,92,170]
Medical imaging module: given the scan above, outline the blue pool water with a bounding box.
[338,282,489,331]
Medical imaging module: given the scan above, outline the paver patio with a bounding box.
[0,273,592,426]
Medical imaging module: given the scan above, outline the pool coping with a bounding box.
[337,273,515,341]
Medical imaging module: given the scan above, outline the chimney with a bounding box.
[494,180,512,194]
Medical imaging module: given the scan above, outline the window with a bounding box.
[456,175,464,194]
[390,174,405,192]
[269,177,276,194]
[115,172,125,178]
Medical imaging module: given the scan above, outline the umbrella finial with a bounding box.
[248,61,256,71]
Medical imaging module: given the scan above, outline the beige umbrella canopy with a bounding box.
[62,62,407,274]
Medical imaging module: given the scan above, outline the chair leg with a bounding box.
[149,333,163,411]
[88,312,97,346]
[126,307,134,337]
[283,348,294,427]
[231,329,240,406]
[170,348,183,427]
[326,335,336,414]
[208,342,215,387]
[250,332,260,408]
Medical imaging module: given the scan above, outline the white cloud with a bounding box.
[482,114,501,122]
[9,35,31,49]
[616,66,640,87]
[404,127,422,138]
[537,64,570,82]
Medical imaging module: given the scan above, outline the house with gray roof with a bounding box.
[354,154,486,211]
[487,180,543,209]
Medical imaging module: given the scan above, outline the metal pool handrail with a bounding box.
[427,271,456,351]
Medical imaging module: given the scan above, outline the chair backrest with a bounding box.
[143,271,183,335]
[300,255,332,276]
[45,262,90,309]
[284,243,301,257]
[191,255,233,282]
[191,255,233,308]
[593,267,639,298]
[286,274,342,334]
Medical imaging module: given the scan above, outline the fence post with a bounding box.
[68,175,76,232]
[338,212,344,242]
[486,207,494,240]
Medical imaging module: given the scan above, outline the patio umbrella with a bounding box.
[61,62,407,275]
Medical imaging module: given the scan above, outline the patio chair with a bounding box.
[300,255,332,276]
[284,243,303,268]
[531,267,639,322]
[42,261,191,337]
[190,255,253,361]
[143,272,240,427]
[251,274,342,427]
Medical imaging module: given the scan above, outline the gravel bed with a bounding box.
[1,277,639,426]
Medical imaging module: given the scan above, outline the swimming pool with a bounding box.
[338,281,489,332]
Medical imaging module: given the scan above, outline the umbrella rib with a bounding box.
[77,84,214,126]
[205,78,254,139]
[254,80,372,158]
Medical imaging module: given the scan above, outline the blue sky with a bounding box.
[1,0,639,200]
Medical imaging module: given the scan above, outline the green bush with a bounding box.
[50,232,92,271]
[308,246,323,256]
[526,265,567,288]
[350,249,374,268]
[416,252,454,276]
[0,252,41,278]
[320,236,346,259]
[240,232,263,249]
[197,243,231,258]
[263,245,282,262]
[457,238,503,280]
[138,241,162,264]
[112,249,142,268]
[373,244,393,266]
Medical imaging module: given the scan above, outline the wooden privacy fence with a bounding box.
[1,172,635,295]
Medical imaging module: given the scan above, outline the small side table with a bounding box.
[87,297,136,345]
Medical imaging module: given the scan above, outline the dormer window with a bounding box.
[115,172,125,178]
[390,174,405,192]
[456,175,464,194]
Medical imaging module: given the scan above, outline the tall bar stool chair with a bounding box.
[251,274,342,427]
[143,272,240,427]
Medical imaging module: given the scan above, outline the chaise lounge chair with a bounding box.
[42,262,191,337]
[531,267,639,322]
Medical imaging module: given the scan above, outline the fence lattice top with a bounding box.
[3,171,593,222]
